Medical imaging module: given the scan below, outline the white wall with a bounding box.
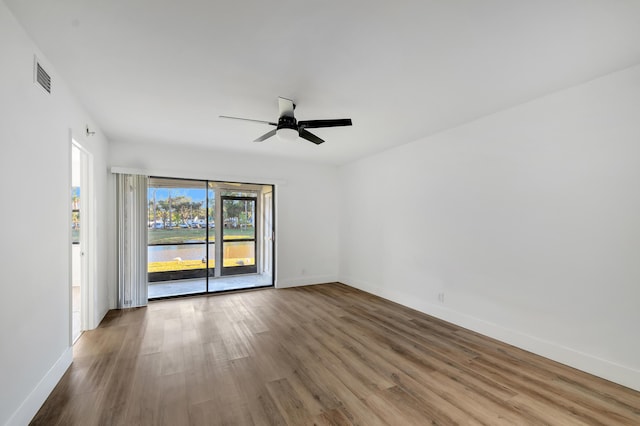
[108,141,340,299]
[2,0,637,419]
[339,65,640,391]
[0,2,110,424]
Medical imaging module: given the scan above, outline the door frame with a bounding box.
[262,190,273,276]
[70,136,96,343]
[220,195,258,276]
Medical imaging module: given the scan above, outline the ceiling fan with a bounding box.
[220,97,352,145]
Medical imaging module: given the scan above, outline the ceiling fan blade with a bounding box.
[298,118,352,129]
[299,129,325,145]
[254,129,277,142]
[220,115,277,126]
[278,97,295,118]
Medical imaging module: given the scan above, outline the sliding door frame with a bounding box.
[220,195,258,276]
[147,176,275,299]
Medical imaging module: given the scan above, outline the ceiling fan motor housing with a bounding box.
[277,115,298,131]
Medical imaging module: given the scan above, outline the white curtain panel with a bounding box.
[116,173,148,308]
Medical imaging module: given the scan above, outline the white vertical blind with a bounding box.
[116,174,148,308]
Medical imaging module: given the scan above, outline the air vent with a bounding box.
[33,56,51,93]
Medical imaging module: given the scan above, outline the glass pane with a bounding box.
[223,241,255,267]
[148,244,207,273]
[221,190,258,198]
[148,180,207,244]
[147,178,209,297]
[222,199,256,240]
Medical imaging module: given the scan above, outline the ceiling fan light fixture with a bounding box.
[277,127,298,142]
[220,96,351,145]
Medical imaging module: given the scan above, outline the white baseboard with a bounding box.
[5,347,72,426]
[340,277,640,392]
[276,274,338,289]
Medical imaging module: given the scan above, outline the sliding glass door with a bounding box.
[147,178,209,295]
[147,177,273,298]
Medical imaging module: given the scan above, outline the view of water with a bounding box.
[148,243,214,262]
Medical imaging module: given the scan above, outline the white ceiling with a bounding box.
[6,0,640,165]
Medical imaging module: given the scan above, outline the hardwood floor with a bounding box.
[31,283,640,425]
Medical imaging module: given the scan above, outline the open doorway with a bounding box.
[71,140,93,342]
[147,177,274,299]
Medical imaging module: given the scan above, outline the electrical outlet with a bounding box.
[437,293,445,303]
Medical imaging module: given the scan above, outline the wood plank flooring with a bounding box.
[31,283,640,425]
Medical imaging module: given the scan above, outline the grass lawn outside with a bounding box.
[148,258,255,273]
